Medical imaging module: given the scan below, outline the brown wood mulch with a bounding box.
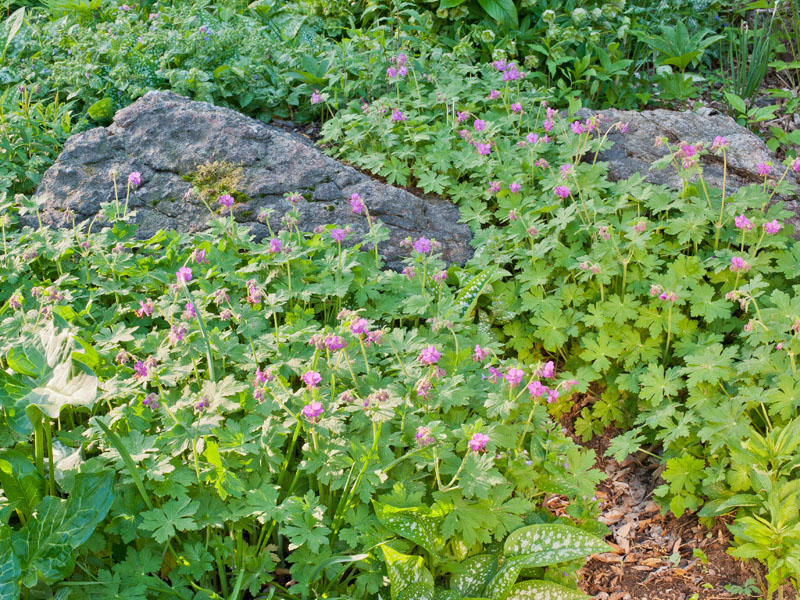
[551,406,796,600]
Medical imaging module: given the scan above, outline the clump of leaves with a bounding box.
[0,186,604,598]
[320,50,800,590]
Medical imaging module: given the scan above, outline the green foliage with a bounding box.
[0,187,603,598]
[321,49,800,590]
[380,520,606,600]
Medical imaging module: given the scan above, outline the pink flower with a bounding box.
[128,171,142,187]
[246,281,262,304]
[416,379,432,399]
[731,256,751,272]
[633,221,647,234]
[476,143,491,155]
[734,214,753,231]
[301,401,324,422]
[133,361,148,378]
[526,133,538,144]
[366,329,383,347]
[511,102,522,113]
[176,267,192,283]
[391,110,406,122]
[560,164,573,179]
[571,121,586,134]
[193,249,207,264]
[386,66,397,78]
[434,270,447,282]
[402,266,415,280]
[350,318,369,335]
[540,361,555,379]
[528,381,548,397]
[468,433,489,453]
[456,111,469,123]
[764,219,781,234]
[331,228,347,242]
[492,60,506,71]
[325,335,347,351]
[544,119,554,132]
[349,193,364,214]
[168,324,187,345]
[535,158,549,168]
[472,345,489,362]
[680,144,696,158]
[619,122,629,134]
[554,186,570,199]
[135,299,154,318]
[505,368,524,387]
[792,157,800,172]
[474,119,486,131]
[311,90,323,104]
[488,90,500,100]
[547,389,559,403]
[757,162,771,177]
[509,182,522,193]
[184,301,196,319]
[218,194,234,207]
[254,368,271,385]
[712,136,727,151]
[415,426,435,447]
[268,238,282,254]
[487,366,503,383]
[413,237,431,254]
[502,66,522,81]
[142,393,159,409]
[488,181,502,194]
[301,370,322,388]
[418,345,441,365]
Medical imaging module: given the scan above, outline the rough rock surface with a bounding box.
[30,91,473,269]
[577,107,800,230]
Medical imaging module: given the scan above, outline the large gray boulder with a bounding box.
[30,91,473,269]
[577,107,800,230]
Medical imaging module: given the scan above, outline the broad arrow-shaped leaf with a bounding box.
[14,471,114,586]
[0,526,21,600]
[0,451,45,522]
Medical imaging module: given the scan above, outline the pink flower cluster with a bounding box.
[302,370,322,389]
[468,432,489,453]
[386,54,408,78]
[731,256,751,272]
[418,345,441,365]
[734,214,753,231]
[349,193,364,214]
[302,402,324,422]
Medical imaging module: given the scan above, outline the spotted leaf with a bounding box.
[503,524,607,562]
[374,501,443,555]
[450,554,498,597]
[504,580,588,600]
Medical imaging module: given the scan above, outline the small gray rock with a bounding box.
[30,91,474,270]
